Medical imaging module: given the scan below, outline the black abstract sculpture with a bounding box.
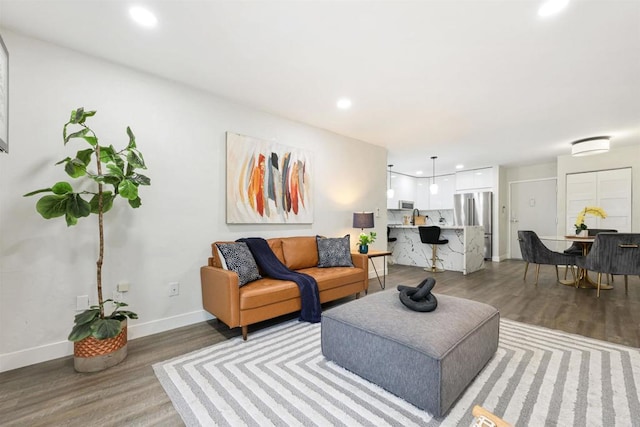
[397,277,438,312]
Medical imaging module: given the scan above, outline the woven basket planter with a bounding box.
[73,319,128,373]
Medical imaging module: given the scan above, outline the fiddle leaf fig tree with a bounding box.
[24,107,150,341]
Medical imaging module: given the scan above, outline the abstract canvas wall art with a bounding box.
[226,132,313,224]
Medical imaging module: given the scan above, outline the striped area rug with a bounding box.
[154,318,640,426]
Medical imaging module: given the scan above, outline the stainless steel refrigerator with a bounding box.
[453,192,493,259]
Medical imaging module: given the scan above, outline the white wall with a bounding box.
[0,31,388,371]
[505,162,557,183]
[557,144,640,235]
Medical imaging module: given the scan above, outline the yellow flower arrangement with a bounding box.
[575,206,607,235]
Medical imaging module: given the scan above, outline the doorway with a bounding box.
[509,178,558,259]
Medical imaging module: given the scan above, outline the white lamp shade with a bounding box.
[430,183,438,195]
[387,188,395,198]
[571,136,610,157]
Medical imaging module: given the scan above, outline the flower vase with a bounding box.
[358,244,369,254]
[578,230,588,237]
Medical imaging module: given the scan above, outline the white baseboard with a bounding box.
[0,340,74,373]
[0,310,213,373]
[127,310,213,340]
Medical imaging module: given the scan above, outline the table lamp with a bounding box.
[353,212,374,230]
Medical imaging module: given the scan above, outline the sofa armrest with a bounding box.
[350,252,367,270]
[350,253,369,291]
[200,266,241,327]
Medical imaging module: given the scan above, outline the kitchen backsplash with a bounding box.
[388,209,454,226]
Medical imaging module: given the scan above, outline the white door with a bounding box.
[566,173,597,232]
[596,168,632,232]
[509,179,558,259]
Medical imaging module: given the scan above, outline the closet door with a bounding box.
[566,173,596,232]
[596,168,632,232]
[566,168,632,234]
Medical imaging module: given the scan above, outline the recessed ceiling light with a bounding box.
[336,98,352,110]
[416,171,423,175]
[455,164,464,169]
[538,0,570,17]
[129,6,158,28]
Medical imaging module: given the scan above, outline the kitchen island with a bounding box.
[388,225,485,275]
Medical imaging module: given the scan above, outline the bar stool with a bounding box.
[419,226,449,273]
[387,226,397,243]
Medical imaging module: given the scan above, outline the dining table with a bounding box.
[539,235,613,290]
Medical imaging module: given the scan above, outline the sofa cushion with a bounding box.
[266,238,286,265]
[239,266,365,310]
[240,278,300,310]
[299,266,364,290]
[316,235,354,267]
[281,236,319,270]
[215,242,262,286]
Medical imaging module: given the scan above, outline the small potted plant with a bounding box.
[574,222,588,236]
[357,231,377,254]
[574,206,607,236]
[24,107,150,372]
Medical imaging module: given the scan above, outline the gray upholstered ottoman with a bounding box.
[321,290,499,418]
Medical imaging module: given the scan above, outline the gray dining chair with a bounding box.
[575,233,640,297]
[517,230,576,285]
[563,229,618,281]
[564,229,618,256]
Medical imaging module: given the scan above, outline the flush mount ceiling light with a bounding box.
[571,136,611,157]
[538,0,570,17]
[336,98,352,110]
[429,156,438,195]
[387,164,394,199]
[455,164,464,170]
[129,6,158,28]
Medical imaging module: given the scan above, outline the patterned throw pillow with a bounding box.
[316,235,354,268]
[215,242,262,286]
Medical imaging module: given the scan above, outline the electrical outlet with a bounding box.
[169,282,180,297]
[117,281,130,292]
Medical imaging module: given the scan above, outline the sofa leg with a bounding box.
[242,325,248,341]
[355,292,361,299]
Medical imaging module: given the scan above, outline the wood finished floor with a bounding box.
[1,260,639,426]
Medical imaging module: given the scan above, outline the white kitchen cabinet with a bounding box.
[387,173,417,209]
[415,178,430,209]
[429,174,455,209]
[455,167,494,191]
[565,168,631,233]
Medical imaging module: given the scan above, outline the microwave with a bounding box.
[398,200,415,209]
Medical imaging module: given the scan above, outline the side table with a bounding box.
[363,250,392,290]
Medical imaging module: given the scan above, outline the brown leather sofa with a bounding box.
[201,236,369,340]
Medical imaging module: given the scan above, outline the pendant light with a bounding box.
[387,164,394,199]
[429,156,439,195]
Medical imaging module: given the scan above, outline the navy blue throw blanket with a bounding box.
[237,237,321,323]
